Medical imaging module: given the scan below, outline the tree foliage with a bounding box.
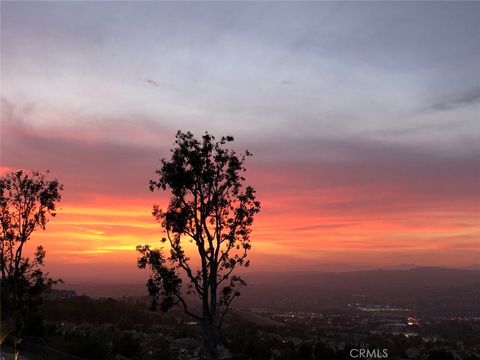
[0,170,63,333]
[137,131,260,358]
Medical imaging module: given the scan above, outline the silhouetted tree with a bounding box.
[0,170,63,333]
[137,131,261,359]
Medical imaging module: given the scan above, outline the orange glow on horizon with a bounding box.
[23,186,480,283]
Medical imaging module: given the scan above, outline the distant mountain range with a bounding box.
[465,264,480,270]
[259,263,480,272]
[385,264,480,271]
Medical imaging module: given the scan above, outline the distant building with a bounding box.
[407,316,420,326]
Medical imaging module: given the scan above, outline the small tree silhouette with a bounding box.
[137,131,261,359]
[0,170,63,334]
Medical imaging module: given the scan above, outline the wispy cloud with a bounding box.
[430,87,480,111]
[143,78,159,87]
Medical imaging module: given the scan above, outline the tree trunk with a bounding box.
[203,318,218,359]
[204,259,219,359]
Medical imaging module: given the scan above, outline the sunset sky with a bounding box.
[1,2,479,282]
